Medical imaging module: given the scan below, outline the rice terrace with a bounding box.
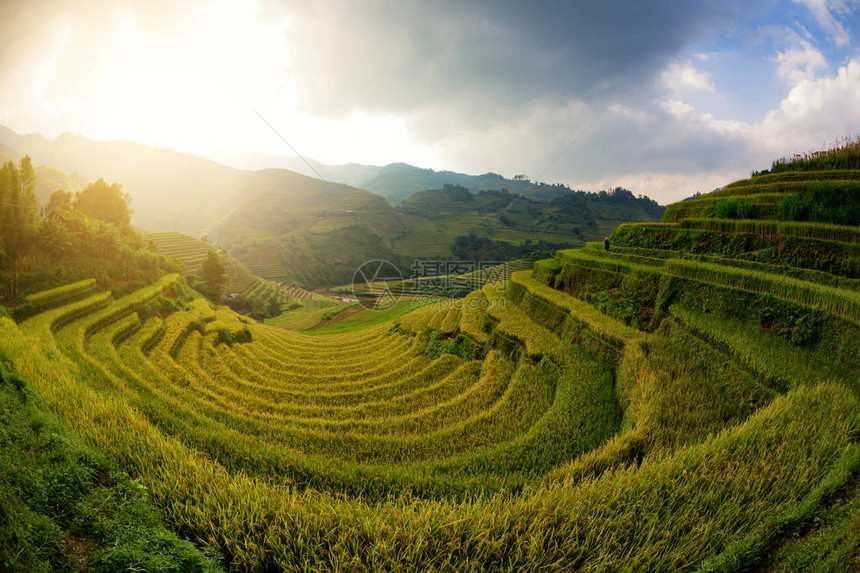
[2,2,860,572]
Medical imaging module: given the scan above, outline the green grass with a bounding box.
[664,258,860,326]
[0,351,223,573]
[670,305,859,395]
[724,169,860,189]
[23,279,97,307]
[764,478,860,572]
[510,270,641,346]
[679,217,860,243]
[302,300,422,334]
[0,267,857,571]
[483,282,562,358]
[5,150,860,573]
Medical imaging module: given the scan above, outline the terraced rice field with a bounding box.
[142,231,213,273]
[3,243,857,570]
[234,245,287,282]
[3,168,859,570]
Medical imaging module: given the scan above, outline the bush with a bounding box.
[715,198,752,219]
[779,182,860,226]
[424,331,480,360]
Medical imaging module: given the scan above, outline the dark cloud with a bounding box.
[281,0,741,123]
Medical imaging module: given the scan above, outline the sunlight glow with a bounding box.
[11,0,441,169]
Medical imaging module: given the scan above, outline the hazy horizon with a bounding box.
[2,0,860,203]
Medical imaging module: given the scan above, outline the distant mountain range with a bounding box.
[212,152,579,204]
[0,126,664,286]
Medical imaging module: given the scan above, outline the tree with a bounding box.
[265,295,282,318]
[0,156,39,298]
[74,178,132,226]
[197,250,226,301]
[45,189,73,214]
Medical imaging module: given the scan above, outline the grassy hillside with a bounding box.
[394,185,663,257]
[217,182,662,289]
[2,151,857,570]
[212,168,409,288]
[2,143,858,571]
[318,161,612,204]
[0,127,245,235]
[140,231,259,292]
[0,349,223,573]
[33,165,86,205]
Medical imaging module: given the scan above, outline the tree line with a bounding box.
[0,156,176,303]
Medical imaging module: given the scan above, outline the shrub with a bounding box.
[715,198,752,219]
[779,182,860,226]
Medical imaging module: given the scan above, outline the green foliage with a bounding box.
[213,326,252,347]
[763,478,860,572]
[768,135,860,172]
[663,258,860,327]
[73,179,132,227]
[611,222,860,279]
[679,217,860,243]
[714,198,752,219]
[451,232,570,261]
[195,250,226,302]
[44,188,72,214]
[779,181,860,225]
[424,330,480,361]
[0,157,39,299]
[670,305,858,395]
[3,144,860,572]
[0,352,223,573]
[510,270,640,346]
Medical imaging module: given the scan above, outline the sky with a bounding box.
[1,0,860,203]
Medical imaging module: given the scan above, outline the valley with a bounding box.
[0,140,857,571]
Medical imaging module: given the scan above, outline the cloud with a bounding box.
[278,0,741,126]
[773,29,828,85]
[2,0,858,209]
[793,0,857,46]
[758,56,860,152]
[585,169,747,203]
[661,59,715,92]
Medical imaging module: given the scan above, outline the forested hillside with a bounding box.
[394,184,663,258]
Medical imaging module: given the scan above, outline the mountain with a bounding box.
[218,150,590,204]
[392,185,664,257]
[322,163,581,204]
[214,151,383,189]
[0,126,664,287]
[212,168,408,287]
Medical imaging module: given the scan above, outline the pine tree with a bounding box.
[0,156,39,299]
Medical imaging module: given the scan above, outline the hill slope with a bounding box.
[1,146,858,571]
[394,185,663,257]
